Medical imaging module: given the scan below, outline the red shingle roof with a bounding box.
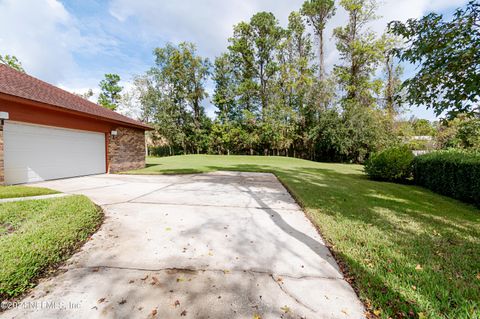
[0,64,151,130]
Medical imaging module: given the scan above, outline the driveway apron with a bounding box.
[0,172,365,319]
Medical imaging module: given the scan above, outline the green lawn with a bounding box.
[0,185,59,199]
[0,196,102,299]
[128,155,480,319]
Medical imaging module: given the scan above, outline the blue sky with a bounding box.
[0,0,469,120]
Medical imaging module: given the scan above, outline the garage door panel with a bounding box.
[4,122,106,185]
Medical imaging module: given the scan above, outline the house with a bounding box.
[0,64,152,185]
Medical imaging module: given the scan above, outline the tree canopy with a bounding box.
[0,54,24,72]
[389,1,480,118]
[98,74,123,111]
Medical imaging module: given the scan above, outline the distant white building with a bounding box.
[411,136,433,141]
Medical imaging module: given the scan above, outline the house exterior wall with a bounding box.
[0,97,147,184]
[0,122,4,184]
[107,126,146,173]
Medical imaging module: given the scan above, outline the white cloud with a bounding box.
[0,0,117,89]
[108,0,468,73]
[0,0,80,83]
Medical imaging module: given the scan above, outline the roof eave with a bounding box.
[0,92,153,131]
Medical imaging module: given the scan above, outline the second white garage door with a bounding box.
[4,122,106,185]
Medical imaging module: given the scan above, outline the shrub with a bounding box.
[413,150,480,206]
[364,146,414,182]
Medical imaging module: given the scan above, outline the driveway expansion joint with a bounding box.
[270,274,317,313]
[76,265,343,281]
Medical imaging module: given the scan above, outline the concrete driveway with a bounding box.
[1,172,365,319]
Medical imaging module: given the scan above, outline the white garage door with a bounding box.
[4,122,106,184]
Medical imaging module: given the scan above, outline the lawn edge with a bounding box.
[0,186,60,200]
[0,201,105,306]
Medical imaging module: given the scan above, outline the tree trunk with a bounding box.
[319,30,325,81]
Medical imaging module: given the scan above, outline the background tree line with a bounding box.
[134,0,405,163]
[130,0,478,162]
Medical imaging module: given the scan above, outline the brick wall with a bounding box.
[0,122,3,185]
[108,127,146,173]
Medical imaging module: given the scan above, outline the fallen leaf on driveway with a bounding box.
[180,310,187,316]
[176,277,186,282]
[150,308,158,318]
[97,298,106,304]
[280,306,290,313]
[253,314,262,319]
[118,299,127,305]
[151,276,160,285]
[174,300,180,307]
[165,227,172,231]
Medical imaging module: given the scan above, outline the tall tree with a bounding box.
[278,11,316,156]
[382,34,403,116]
[212,53,238,122]
[137,43,210,154]
[229,12,284,119]
[0,54,24,72]
[301,0,336,80]
[182,43,210,133]
[98,74,123,111]
[389,1,480,118]
[333,0,384,107]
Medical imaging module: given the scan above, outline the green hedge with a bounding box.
[413,150,480,206]
[364,146,414,182]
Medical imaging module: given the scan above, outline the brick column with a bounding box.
[107,127,146,173]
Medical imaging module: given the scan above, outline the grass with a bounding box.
[128,155,480,319]
[0,196,102,299]
[0,185,59,199]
